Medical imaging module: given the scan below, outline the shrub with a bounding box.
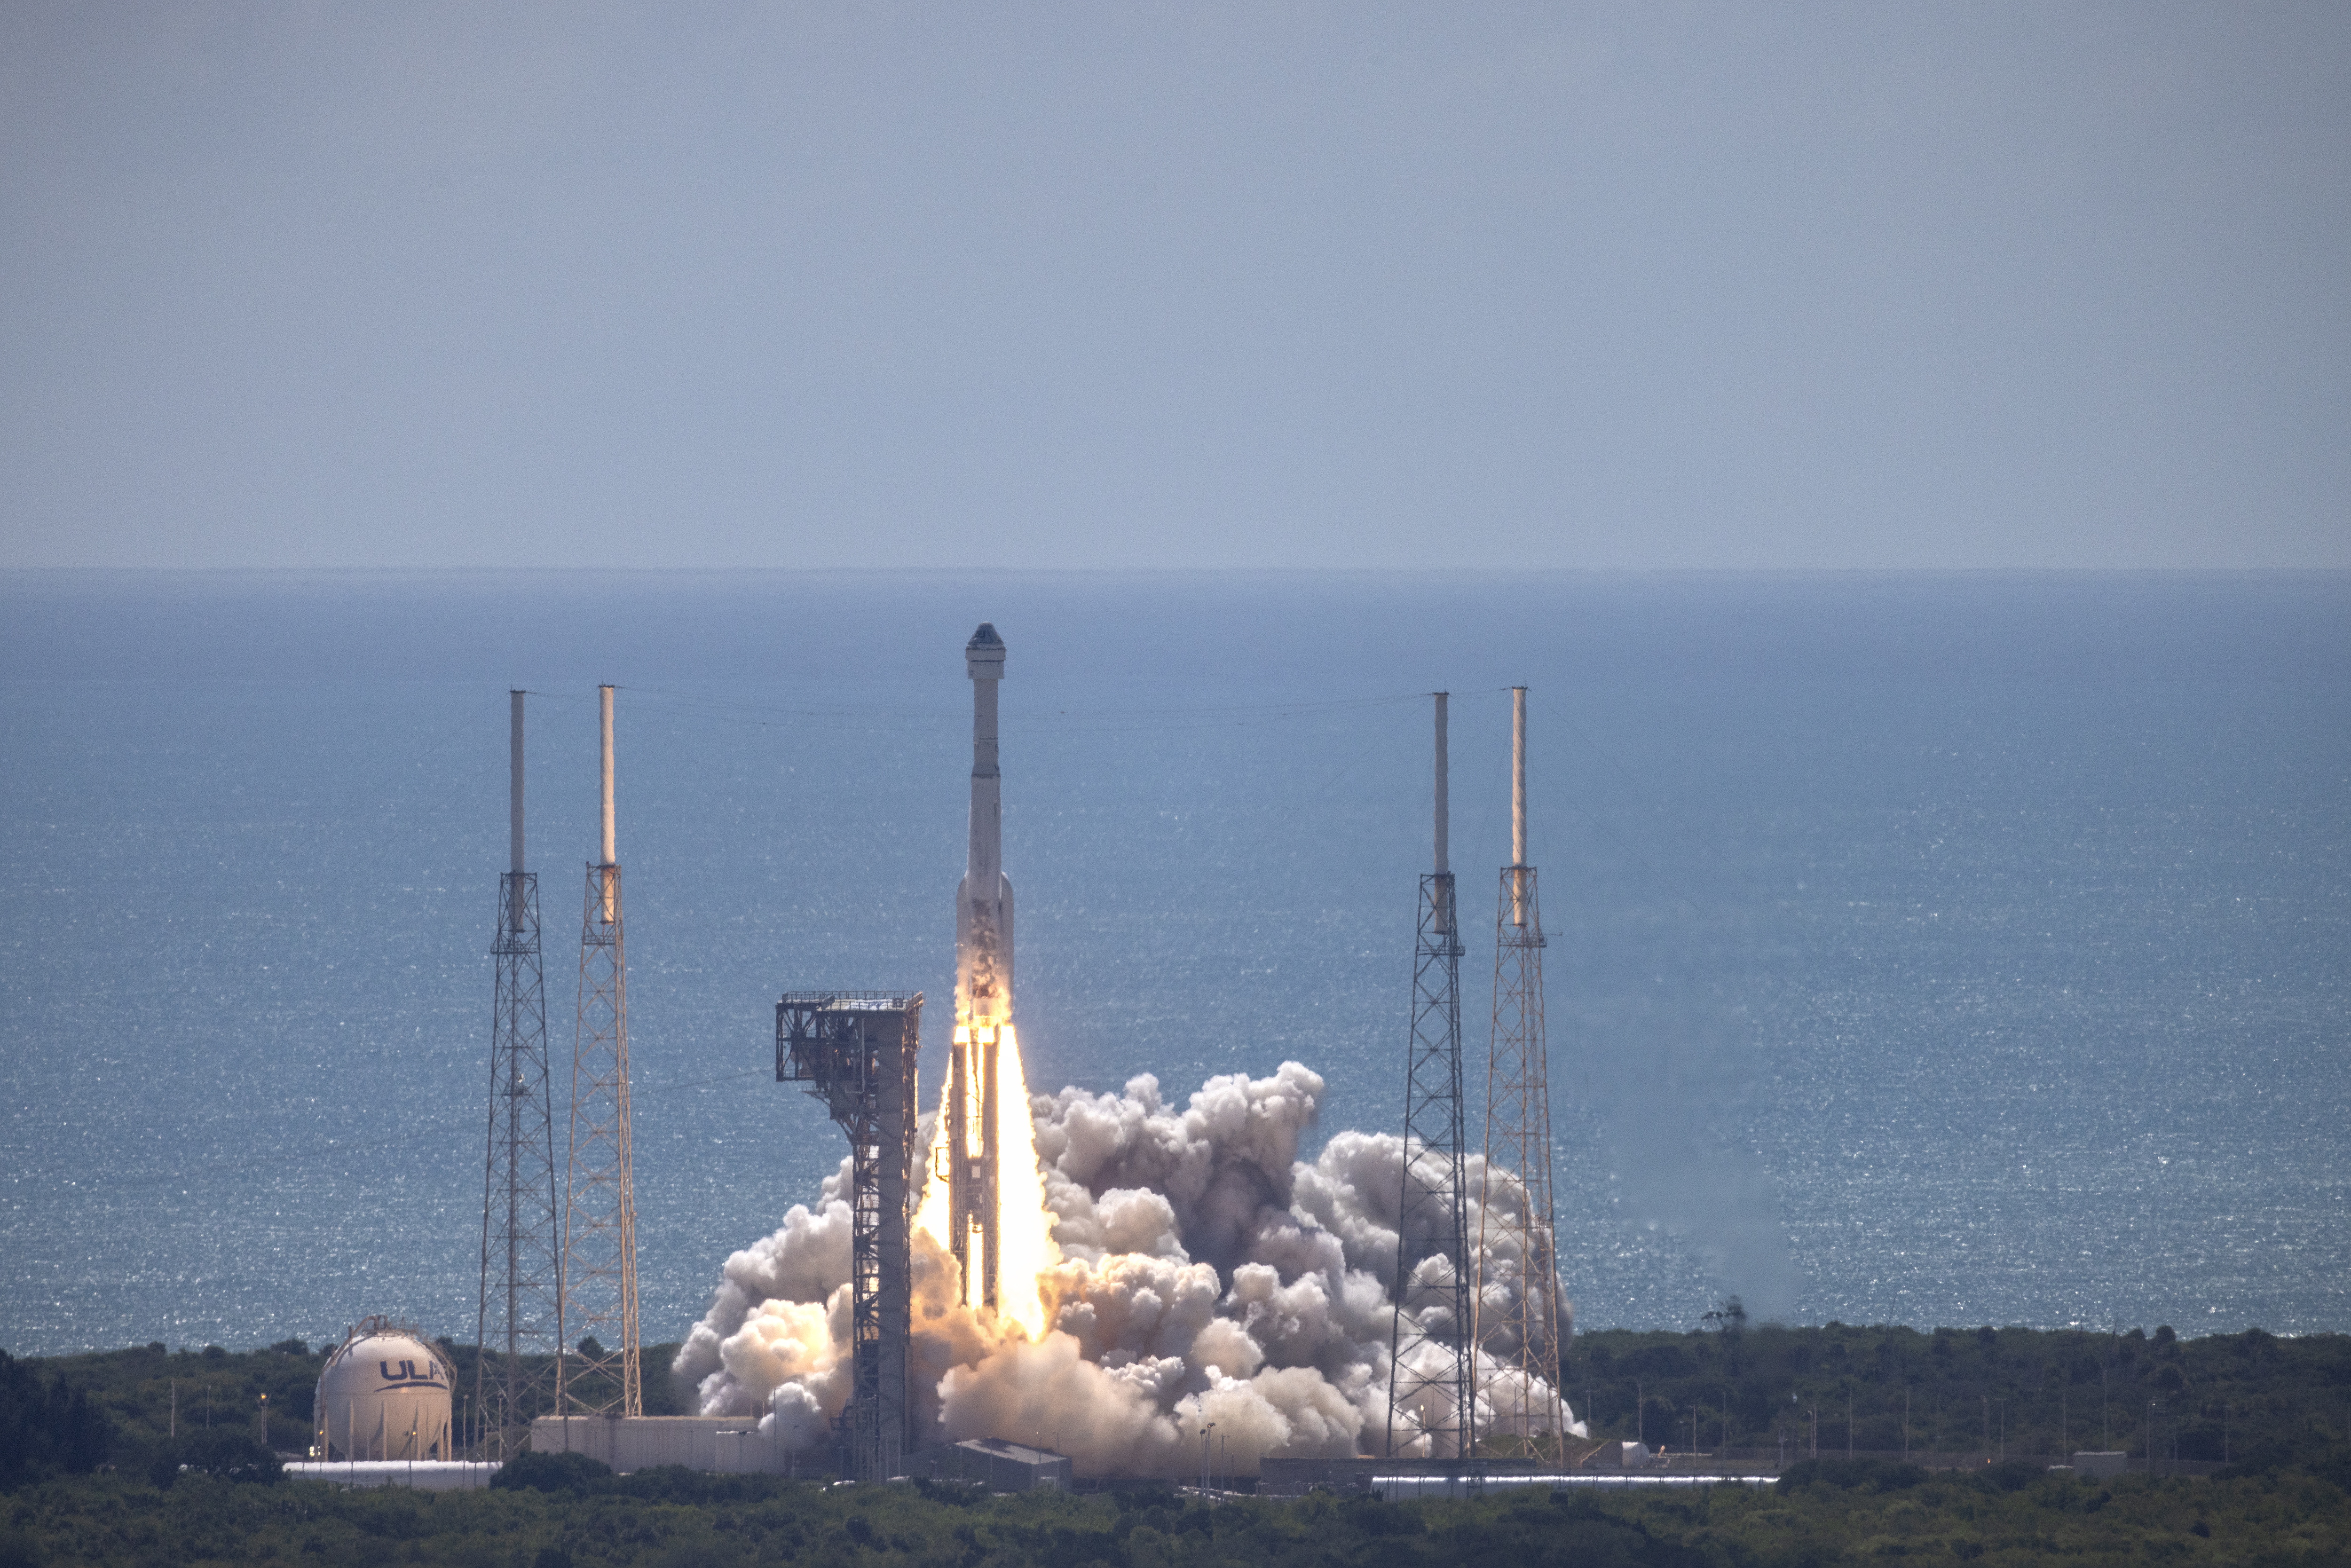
[1778,1457,1927,1494]
[1972,1459,2046,1494]
[153,1431,282,1487]
[611,1464,785,1505]
[0,1353,112,1487]
[492,1450,614,1494]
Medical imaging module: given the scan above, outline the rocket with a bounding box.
[948,622,1011,1309]
[956,622,1013,1029]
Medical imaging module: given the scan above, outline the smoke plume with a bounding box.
[673,1061,1583,1475]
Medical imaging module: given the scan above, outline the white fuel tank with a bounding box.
[314,1317,456,1461]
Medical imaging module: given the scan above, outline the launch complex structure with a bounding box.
[1385,687,1571,1466]
[471,632,1570,1479]
[1476,687,1572,1461]
[473,632,1022,1478]
[775,990,921,1483]
[1386,693,1473,1459]
[475,685,645,1457]
[769,623,1018,1480]
[474,691,560,1458]
[561,686,644,1419]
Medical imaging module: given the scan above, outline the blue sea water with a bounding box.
[1,570,2345,1356]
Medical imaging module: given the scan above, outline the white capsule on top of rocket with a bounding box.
[958,622,1012,1030]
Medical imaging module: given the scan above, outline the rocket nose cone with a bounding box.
[968,622,1003,648]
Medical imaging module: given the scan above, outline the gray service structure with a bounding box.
[776,991,922,1483]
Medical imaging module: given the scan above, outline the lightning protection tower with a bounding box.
[1475,686,1570,1463]
[474,691,561,1457]
[560,685,641,1419]
[1387,692,1475,1460]
[776,991,922,1482]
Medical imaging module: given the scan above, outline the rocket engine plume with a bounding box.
[914,1024,1053,1337]
[673,622,1582,1473]
[678,1061,1584,1475]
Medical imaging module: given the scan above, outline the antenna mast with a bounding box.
[1387,693,1475,1459]
[561,684,642,1417]
[1475,686,1570,1462]
[475,690,561,1456]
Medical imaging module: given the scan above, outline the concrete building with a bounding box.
[529,1416,791,1474]
[912,1438,1072,1493]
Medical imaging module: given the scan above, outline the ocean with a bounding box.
[2,570,2344,1356]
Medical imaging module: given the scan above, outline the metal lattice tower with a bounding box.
[1388,693,1475,1460]
[474,691,561,1458]
[560,684,641,1419]
[777,992,922,1482]
[1475,686,1569,1463]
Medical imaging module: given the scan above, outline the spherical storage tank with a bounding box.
[315,1316,456,1460]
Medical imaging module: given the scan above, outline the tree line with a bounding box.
[1567,1308,2351,1471]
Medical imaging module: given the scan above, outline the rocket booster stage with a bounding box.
[949,622,1011,1309]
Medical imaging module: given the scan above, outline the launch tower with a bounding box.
[1475,686,1570,1460]
[948,624,1013,1310]
[561,685,642,1418]
[1386,693,1475,1459]
[474,691,561,1457]
[776,991,922,1482]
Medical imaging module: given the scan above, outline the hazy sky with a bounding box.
[2,3,2344,570]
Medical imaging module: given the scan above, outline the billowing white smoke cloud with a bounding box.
[673,1062,1584,1475]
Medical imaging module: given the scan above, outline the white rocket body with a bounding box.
[948,622,1011,1309]
[957,624,1013,1027]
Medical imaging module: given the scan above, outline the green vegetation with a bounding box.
[0,1353,109,1487]
[1,1340,690,1471]
[1569,1312,2351,1468]
[4,1326,2349,1564]
[0,1463,2347,1566]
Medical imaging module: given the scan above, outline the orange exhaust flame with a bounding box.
[914,1023,1056,1338]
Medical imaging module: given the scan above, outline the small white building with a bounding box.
[284,1461,497,1491]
